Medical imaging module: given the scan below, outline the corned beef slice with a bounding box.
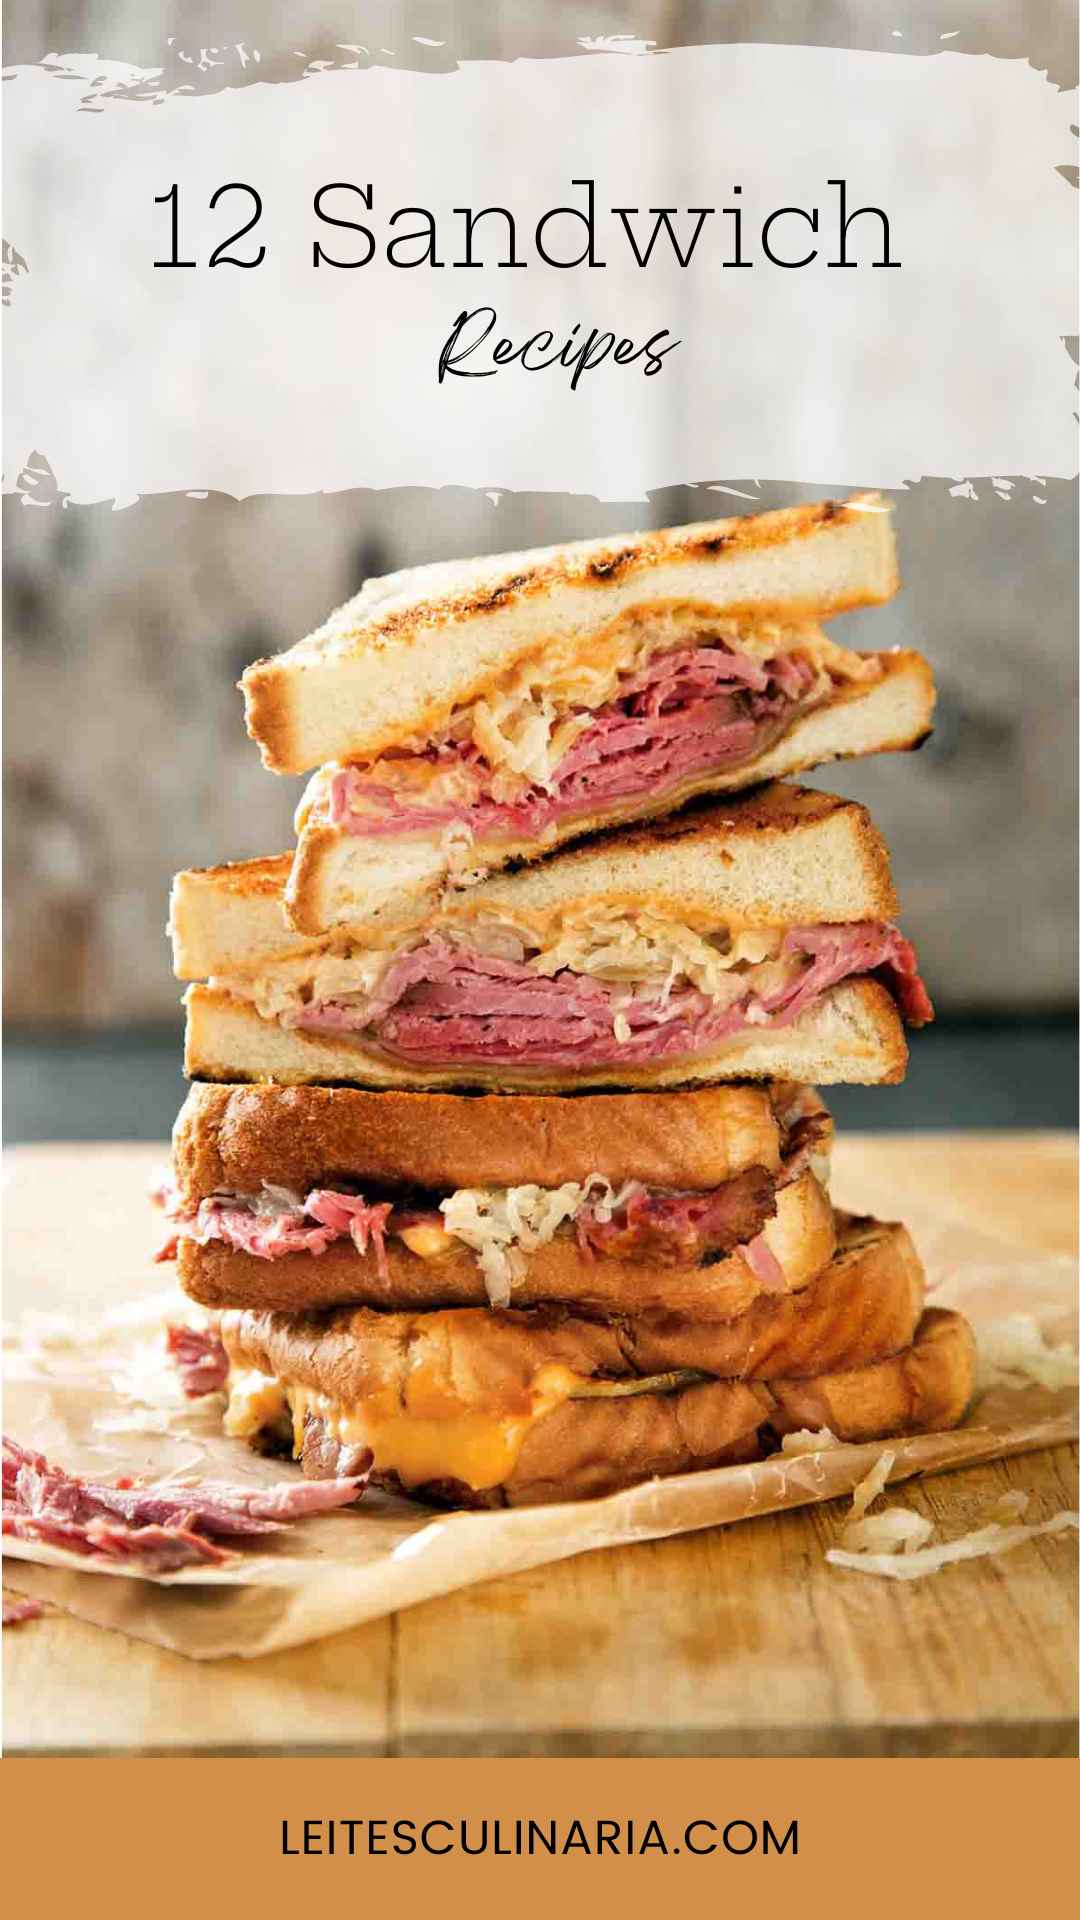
[295,921,932,1068]
[166,1190,393,1274]
[329,645,817,839]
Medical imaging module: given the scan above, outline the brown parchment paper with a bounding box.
[3,1204,1076,1660]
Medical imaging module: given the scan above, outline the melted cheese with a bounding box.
[223,1368,288,1438]
[224,1361,704,1492]
[285,1362,582,1491]
[399,1222,456,1259]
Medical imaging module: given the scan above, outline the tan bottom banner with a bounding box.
[2,1757,1075,1914]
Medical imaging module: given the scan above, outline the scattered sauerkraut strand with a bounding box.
[849,1448,896,1519]
[840,1508,935,1556]
[827,1510,1078,1580]
[974,1314,1078,1393]
[828,1455,1077,1580]
[779,1427,841,1457]
[830,1449,934,1554]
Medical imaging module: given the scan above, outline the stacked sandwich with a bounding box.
[160,494,975,1507]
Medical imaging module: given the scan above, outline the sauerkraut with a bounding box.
[827,1511,1077,1580]
[974,1314,1079,1393]
[440,1175,635,1307]
[212,903,788,1032]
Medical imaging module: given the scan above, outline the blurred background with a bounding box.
[4,1,1078,1139]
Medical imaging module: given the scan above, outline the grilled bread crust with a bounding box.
[170,854,310,981]
[493,1306,972,1506]
[242,493,900,776]
[184,975,909,1090]
[767,1306,976,1444]
[283,657,932,936]
[171,1079,785,1208]
[179,1168,835,1319]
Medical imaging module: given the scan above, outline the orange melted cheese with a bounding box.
[224,1362,583,1492]
[224,1361,704,1493]
[295,1362,584,1490]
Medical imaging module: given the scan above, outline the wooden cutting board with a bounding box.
[4,1132,1077,1757]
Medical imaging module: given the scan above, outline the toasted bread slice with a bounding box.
[171,1079,784,1209]
[219,1282,972,1508]
[169,854,309,981]
[496,1307,973,1506]
[768,1306,976,1445]
[171,784,898,979]
[184,974,908,1090]
[284,653,931,936]
[441,779,900,930]
[242,494,899,776]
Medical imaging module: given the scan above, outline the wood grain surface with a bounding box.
[3,1133,1077,1758]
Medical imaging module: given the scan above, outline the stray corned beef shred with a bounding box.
[2,1434,368,1574]
[165,1322,229,1397]
[3,1593,44,1627]
[292,918,932,1070]
[327,643,818,842]
[743,1235,788,1293]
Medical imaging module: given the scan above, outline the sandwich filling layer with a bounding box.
[213,909,931,1073]
[160,1163,815,1308]
[160,1095,831,1307]
[303,626,880,856]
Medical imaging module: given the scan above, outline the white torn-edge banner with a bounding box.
[2,44,1076,503]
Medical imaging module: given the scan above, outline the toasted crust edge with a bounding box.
[171,1078,782,1207]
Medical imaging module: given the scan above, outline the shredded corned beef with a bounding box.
[295,920,931,1070]
[159,1187,393,1274]
[2,1435,368,1573]
[327,644,818,841]
[165,1323,229,1397]
[159,1167,786,1273]
[576,1164,776,1265]
[6,1509,232,1572]
[3,1593,44,1627]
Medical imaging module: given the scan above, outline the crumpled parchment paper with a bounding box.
[3,1203,1076,1659]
